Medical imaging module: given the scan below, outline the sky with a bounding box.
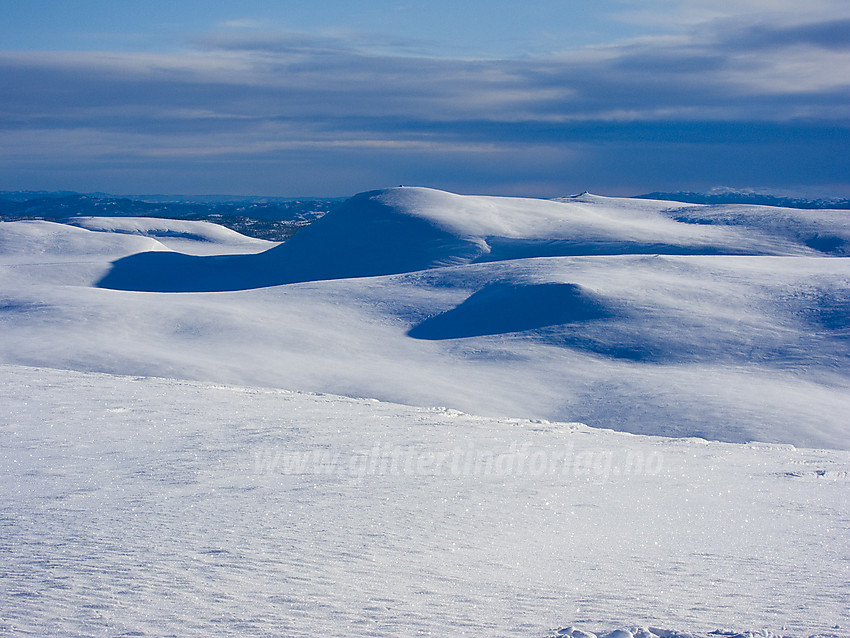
[1,0,849,197]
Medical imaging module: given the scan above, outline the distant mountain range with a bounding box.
[639,189,850,209]
[0,192,343,241]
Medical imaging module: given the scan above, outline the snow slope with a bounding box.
[66,216,278,255]
[0,219,166,261]
[2,364,848,637]
[96,188,848,292]
[2,188,848,448]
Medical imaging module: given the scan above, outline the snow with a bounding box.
[0,219,166,262]
[2,364,848,637]
[66,216,278,255]
[1,187,849,636]
[95,187,847,292]
[407,281,611,339]
[2,188,848,447]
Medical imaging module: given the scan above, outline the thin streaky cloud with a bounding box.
[219,18,274,29]
[2,17,849,130]
[611,0,849,29]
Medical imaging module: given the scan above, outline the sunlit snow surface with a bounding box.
[3,189,849,448]
[2,365,848,637]
[1,188,849,636]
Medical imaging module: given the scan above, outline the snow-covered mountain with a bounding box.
[98,187,849,292]
[4,187,848,447]
[2,187,848,637]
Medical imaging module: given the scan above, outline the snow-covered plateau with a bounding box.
[1,187,848,637]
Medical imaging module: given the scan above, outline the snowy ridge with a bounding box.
[0,218,167,260]
[66,216,277,255]
[96,187,849,292]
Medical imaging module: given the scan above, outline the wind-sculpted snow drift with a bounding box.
[407,282,613,340]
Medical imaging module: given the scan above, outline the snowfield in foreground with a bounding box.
[3,365,848,637]
[1,187,849,636]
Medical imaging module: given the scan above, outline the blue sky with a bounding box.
[1,0,849,197]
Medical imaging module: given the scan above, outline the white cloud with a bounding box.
[611,0,850,30]
[219,18,274,29]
